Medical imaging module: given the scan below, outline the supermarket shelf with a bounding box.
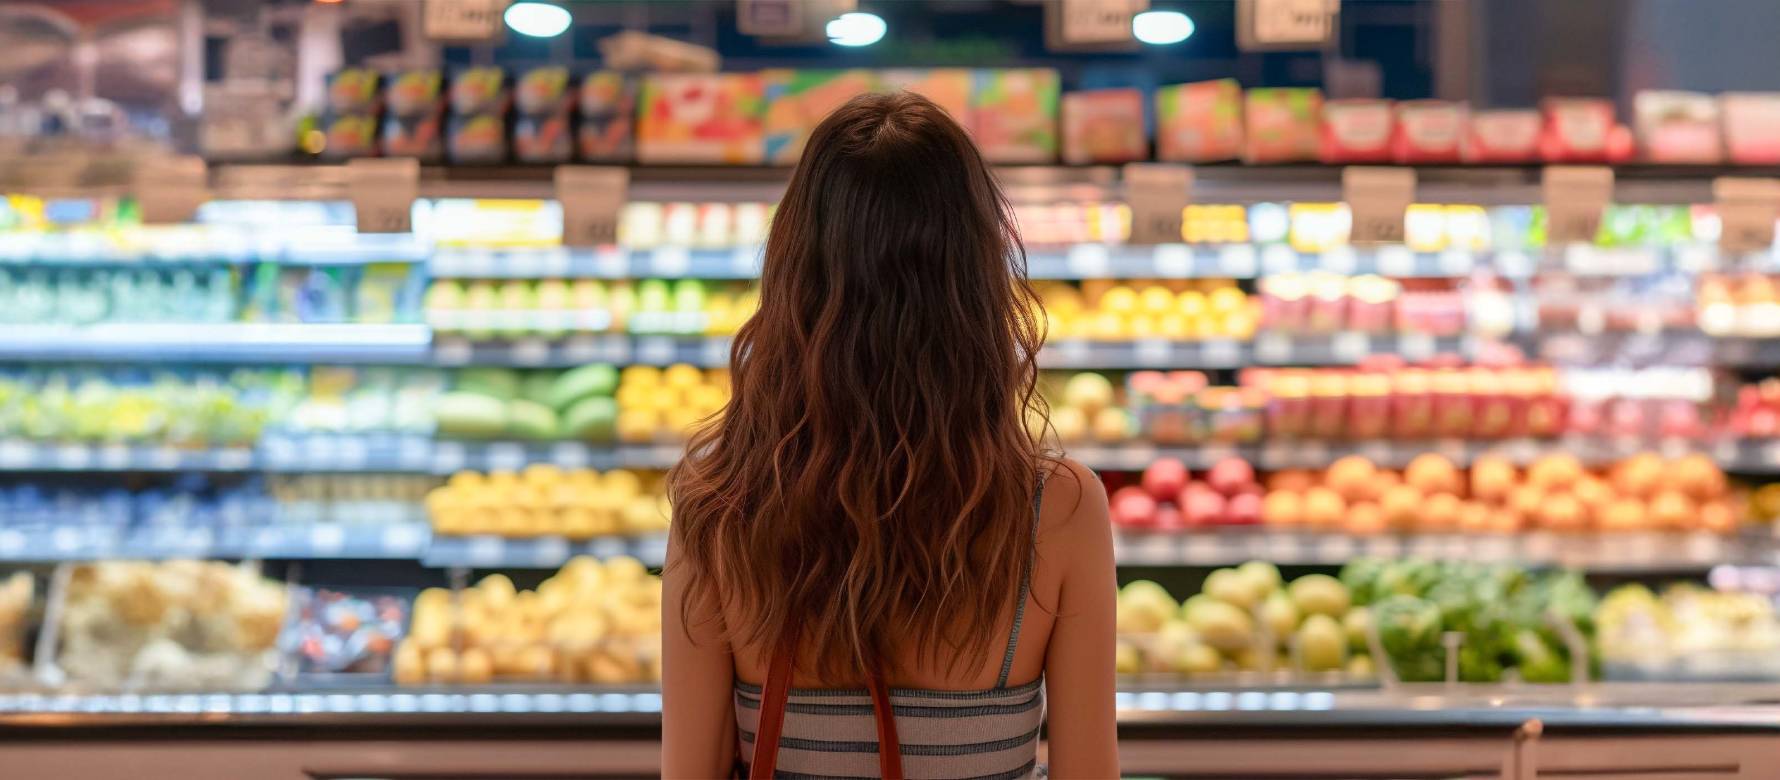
[432,334,732,368]
[1110,528,1764,571]
[1525,331,1780,368]
[430,246,763,279]
[1070,436,1772,471]
[422,533,667,568]
[0,324,432,364]
[1042,333,1470,369]
[0,522,432,561]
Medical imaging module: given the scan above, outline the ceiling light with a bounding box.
[827,12,886,47]
[1132,10,1194,45]
[504,2,572,38]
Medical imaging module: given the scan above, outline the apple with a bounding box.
[1180,485,1227,526]
[1206,457,1256,496]
[1110,486,1157,528]
[1226,492,1263,525]
[1152,504,1187,532]
[1141,458,1190,501]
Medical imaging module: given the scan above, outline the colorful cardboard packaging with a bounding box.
[762,70,880,164]
[1155,79,1243,162]
[1318,99,1393,163]
[577,72,635,162]
[880,69,974,123]
[1061,88,1147,165]
[1722,93,1780,164]
[1462,110,1541,163]
[322,68,382,160]
[513,66,574,163]
[637,73,766,164]
[447,67,510,164]
[1392,100,1466,163]
[1634,90,1721,164]
[1538,98,1634,163]
[969,69,1060,163]
[1243,88,1323,163]
[381,69,445,162]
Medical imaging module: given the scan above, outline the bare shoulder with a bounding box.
[1036,456,1110,545]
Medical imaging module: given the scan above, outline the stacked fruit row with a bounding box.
[425,278,757,339]
[433,365,727,443]
[393,557,662,686]
[424,466,669,538]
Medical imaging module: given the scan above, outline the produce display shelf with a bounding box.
[1110,528,1762,571]
[0,522,431,562]
[422,533,668,568]
[1072,437,1780,472]
[0,324,432,364]
[1523,331,1780,368]
[0,232,432,267]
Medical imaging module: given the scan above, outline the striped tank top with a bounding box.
[735,476,1048,780]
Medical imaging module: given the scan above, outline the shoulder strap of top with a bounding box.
[995,469,1047,689]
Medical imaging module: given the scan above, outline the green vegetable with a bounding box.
[505,399,559,440]
[1339,558,1385,606]
[1373,594,1442,660]
[433,392,508,438]
[547,363,619,411]
[455,368,520,399]
[562,396,618,441]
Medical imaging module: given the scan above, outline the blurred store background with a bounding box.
[5,1,1780,778]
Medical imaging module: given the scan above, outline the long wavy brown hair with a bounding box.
[667,92,1051,682]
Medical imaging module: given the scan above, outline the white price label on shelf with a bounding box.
[215,448,253,471]
[1153,244,1193,277]
[53,445,91,469]
[1374,246,1415,277]
[592,247,628,277]
[487,443,527,472]
[1315,535,1356,563]
[149,446,181,470]
[1201,339,1241,366]
[532,537,571,567]
[1051,339,1091,366]
[1361,536,1402,559]
[731,247,762,275]
[349,158,419,234]
[0,441,29,469]
[432,442,466,473]
[554,335,598,363]
[1182,534,1223,564]
[1396,332,1435,361]
[1438,249,1473,276]
[551,442,590,469]
[533,248,571,278]
[1066,244,1111,276]
[465,536,505,566]
[382,523,427,555]
[1543,166,1614,245]
[1319,247,1357,275]
[1123,164,1193,245]
[1344,167,1415,244]
[435,339,473,366]
[337,437,369,469]
[702,338,732,367]
[97,445,130,470]
[1134,339,1173,364]
[1264,534,1304,561]
[310,525,346,556]
[589,537,625,558]
[636,337,675,365]
[1218,245,1258,277]
[1332,332,1369,362]
[557,166,628,247]
[650,247,692,277]
[1358,441,1392,464]
[1060,0,1145,43]
[51,526,81,554]
[1254,334,1291,363]
[399,437,433,469]
[511,338,551,367]
[1245,0,1334,47]
[1261,244,1299,275]
[0,529,23,557]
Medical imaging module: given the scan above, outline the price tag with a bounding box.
[511,338,551,366]
[1123,163,1193,245]
[1316,534,1356,563]
[1060,0,1145,44]
[1397,332,1435,362]
[1320,247,1358,275]
[1218,245,1258,277]
[432,442,467,473]
[636,337,675,365]
[1375,246,1415,277]
[1134,338,1173,364]
[1358,441,1392,464]
[53,445,91,470]
[1202,339,1241,366]
[1437,249,1473,276]
[532,537,571,567]
[214,448,253,471]
[133,155,209,225]
[1255,333,1291,364]
[487,443,527,472]
[1050,339,1091,367]
[1361,536,1402,559]
[1332,331,1369,362]
[651,246,692,276]
[1066,244,1111,276]
[382,523,427,555]
[0,440,29,469]
[0,530,23,558]
[1543,166,1614,246]
[731,246,763,276]
[434,338,473,366]
[337,437,369,469]
[1343,167,1415,244]
[466,536,505,566]
[557,166,629,247]
[422,0,505,41]
[97,445,130,470]
[348,158,419,234]
[592,247,628,277]
[1265,534,1304,562]
[702,338,732,367]
[1182,534,1224,564]
[1153,244,1193,277]
[51,527,82,555]
[310,525,346,556]
[1713,177,1780,254]
[589,536,625,558]
[1261,244,1299,275]
[1241,0,1335,48]
[149,446,181,470]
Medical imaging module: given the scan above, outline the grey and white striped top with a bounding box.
[735,477,1047,780]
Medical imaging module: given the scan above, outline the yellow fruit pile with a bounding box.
[615,364,730,443]
[1038,279,1256,341]
[426,465,670,538]
[1262,452,1736,535]
[394,557,662,686]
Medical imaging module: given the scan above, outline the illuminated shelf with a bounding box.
[422,533,667,568]
[1110,528,1764,572]
[0,522,432,562]
[0,324,432,364]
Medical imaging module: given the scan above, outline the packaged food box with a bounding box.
[970,69,1060,163]
[1243,87,1322,163]
[1721,93,1780,164]
[578,72,635,162]
[1155,79,1243,162]
[381,69,445,162]
[328,68,382,114]
[763,69,880,164]
[1318,99,1393,163]
[450,66,508,115]
[514,66,574,163]
[1391,100,1465,163]
[1462,110,1541,163]
[1635,90,1721,164]
[1061,88,1147,165]
[448,67,511,164]
[637,73,766,164]
[1538,97,1634,163]
[881,68,973,123]
[321,115,379,160]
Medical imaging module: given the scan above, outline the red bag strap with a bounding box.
[750,629,904,780]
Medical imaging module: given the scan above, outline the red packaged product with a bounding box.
[1522,369,1567,437]
[1347,373,1392,440]
[1155,79,1244,162]
[1242,88,1323,164]
[1319,99,1394,163]
[1264,371,1312,438]
[1430,370,1473,438]
[1391,101,1465,164]
[1720,93,1780,165]
[1391,369,1435,439]
[1470,369,1513,439]
[1538,98,1635,163]
[1463,110,1541,163]
[1308,373,1349,439]
[1634,90,1722,164]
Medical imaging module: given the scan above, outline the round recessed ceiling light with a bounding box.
[1132,10,1194,45]
[505,2,572,38]
[827,12,887,47]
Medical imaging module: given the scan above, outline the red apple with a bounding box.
[1152,504,1186,532]
[1181,487,1227,526]
[1226,492,1263,525]
[1206,457,1257,497]
[1110,486,1157,529]
[1141,458,1190,501]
